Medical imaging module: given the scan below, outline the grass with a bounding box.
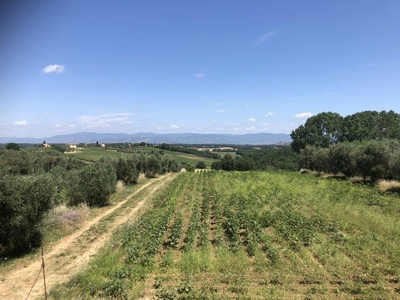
[377,179,400,193]
[68,146,218,167]
[49,171,400,299]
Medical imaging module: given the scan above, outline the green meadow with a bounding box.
[68,146,217,167]
[50,170,400,299]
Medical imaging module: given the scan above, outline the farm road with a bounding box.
[0,173,177,300]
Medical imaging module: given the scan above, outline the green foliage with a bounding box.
[299,140,399,181]
[291,112,343,152]
[116,157,139,184]
[220,154,236,171]
[5,143,20,151]
[158,143,220,159]
[67,158,117,207]
[291,110,400,153]
[195,161,207,169]
[145,155,162,178]
[0,174,56,256]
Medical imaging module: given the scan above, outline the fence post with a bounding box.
[41,246,48,300]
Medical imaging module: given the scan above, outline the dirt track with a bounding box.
[0,174,176,300]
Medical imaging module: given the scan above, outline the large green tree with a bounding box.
[291,112,343,152]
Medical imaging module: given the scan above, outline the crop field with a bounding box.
[68,146,217,167]
[51,171,400,299]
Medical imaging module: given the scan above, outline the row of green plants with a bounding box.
[0,147,183,257]
[51,170,400,298]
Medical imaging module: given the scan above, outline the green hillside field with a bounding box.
[67,146,217,167]
[50,170,400,299]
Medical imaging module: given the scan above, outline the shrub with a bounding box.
[0,174,55,256]
[67,158,117,207]
[195,161,207,169]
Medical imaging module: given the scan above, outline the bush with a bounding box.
[67,158,117,207]
[195,161,207,169]
[0,174,55,256]
[116,157,139,184]
[5,143,20,151]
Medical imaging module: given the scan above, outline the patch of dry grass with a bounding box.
[348,176,365,183]
[116,180,125,192]
[44,204,90,239]
[377,179,400,193]
[138,173,146,182]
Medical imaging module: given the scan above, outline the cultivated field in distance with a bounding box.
[50,171,400,299]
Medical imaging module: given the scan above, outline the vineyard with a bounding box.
[50,171,400,299]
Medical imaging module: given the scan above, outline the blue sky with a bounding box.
[1,1,400,138]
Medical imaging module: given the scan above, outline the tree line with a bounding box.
[290,110,400,181]
[0,147,182,257]
[210,146,298,172]
[156,143,220,159]
[290,110,400,153]
[299,140,400,182]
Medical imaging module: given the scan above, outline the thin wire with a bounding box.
[25,265,42,300]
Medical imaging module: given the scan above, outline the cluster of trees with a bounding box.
[156,143,220,159]
[236,146,299,171]
[290,110,400,182]
[0,147,182,257]
[299,140,400,182]
[211,154,256,171]
[210,146,299,172]
[291,110,400,153]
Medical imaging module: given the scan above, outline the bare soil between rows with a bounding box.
[0,173,176,300]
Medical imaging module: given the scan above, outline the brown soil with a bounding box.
[0,173,176,300]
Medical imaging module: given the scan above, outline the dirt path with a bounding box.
[0,173,176,300]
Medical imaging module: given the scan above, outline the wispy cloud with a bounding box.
[195,73,205,79]
[254,29,280,45]
[295,112,314,118]
[245,104,252,108]
[42,64,65,74]
[248,118,256,122]
[170,124,180,129]
[216,109,225,113]
[246,126,256,131]
[14,120,27,126]
[264,112,274,117]
[44,111,50,115]
[77,113,133,128]
[289,95,314,100]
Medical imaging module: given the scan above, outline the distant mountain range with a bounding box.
[0,132,291,145]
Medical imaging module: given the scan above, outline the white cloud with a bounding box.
[246,126,256,131]
[289,95,314,100]
[42,64,65,74]
[254,29,280,45]
[44,111,50,115]
[78,113,134,128]
[248,118,256,122]
[216,109,225,113]
[295,112,314,118]
[245,104,251,107]
[322,92,337,96]
[196,127,203,130]
[156,126,163,130]
[195,73,205,79]
[264,112,274,117]
[14,120,27,126]
[170,124,180,129]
